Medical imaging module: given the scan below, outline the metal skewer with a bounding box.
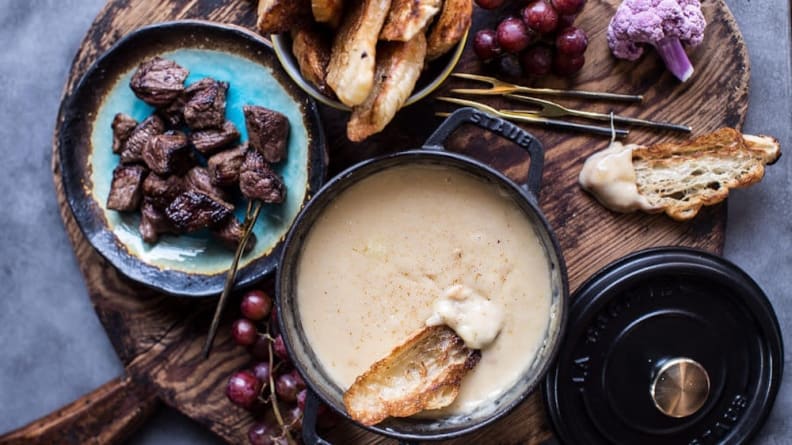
[450,73,644,103]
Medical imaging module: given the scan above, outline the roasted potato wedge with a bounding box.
[381,0,442,42]
[291,26,334,97]
[326,0,392,107]
[257,0,311,34]
[347,33,426,142]
[426,0,472,60]
[312,0,344,28]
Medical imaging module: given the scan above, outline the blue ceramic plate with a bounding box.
[58,21,326,297]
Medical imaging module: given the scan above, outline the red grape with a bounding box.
[252,361,272,385]
[269,305,280,336]
[290,369,306,390]
[551,0,585,15]
[241,290,273,321]
[558,13,577,29]
[276,373,299,402]
[475,0,505,9]
[556,26,588,55]
[552,52,585,76]
[496,17,535,53]
[473,29,501,61]
[248,421,278,445]
[273,335,289,361]
[232,319,258,346]
[284,405,303,431]
[520,45,554,76]
[297,389,307,410]
[521,1,559,34]
[226,370,262,408]
[498,54,523,78]
[248,334,270,360]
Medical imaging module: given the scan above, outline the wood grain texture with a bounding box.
[34,0,749,443]
[0,377,158,445]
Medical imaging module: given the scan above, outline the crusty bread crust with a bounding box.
[632,128,781,221]
[326,0,392,107]
[343,325,480,426]
[381,0,442,42]
[311,0,344,28]
[347,33,427,142]
[257,0,311,34]
[291,26,333,97]
[426,0,472,60]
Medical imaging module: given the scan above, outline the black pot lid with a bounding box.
[544,247,783,445]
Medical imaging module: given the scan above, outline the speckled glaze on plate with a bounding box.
[58,21,326,297]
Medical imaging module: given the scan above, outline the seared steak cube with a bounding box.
[240,150,286,204]
[185,166,231,203]
[121,115,165,164]
[165,191,233,232]
[111,113,138,154]
[207,144,247,187]
[183,78,228,130]
[213,217,257,253]
[142,173,184,209]
[243,105,289,163]
[107,164,147,211]
[158,93,187,127]
[190,121,240,155]
[139,199,175,244]
[129,57,189,107]
[142,130,191,176]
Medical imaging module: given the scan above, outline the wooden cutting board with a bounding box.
[1,0,749,444]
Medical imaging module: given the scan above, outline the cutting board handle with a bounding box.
[0,376,158,445]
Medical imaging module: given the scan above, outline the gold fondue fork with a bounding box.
[436,96,629,138]
[449,73,644,103]
[504,94,691,132]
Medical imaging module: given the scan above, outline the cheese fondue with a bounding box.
[296,165,552,415]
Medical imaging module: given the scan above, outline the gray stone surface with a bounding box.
[0,1,788,444]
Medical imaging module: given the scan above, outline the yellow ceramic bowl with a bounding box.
[271,31,468,111]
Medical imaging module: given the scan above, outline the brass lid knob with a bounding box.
[650,358,710,418]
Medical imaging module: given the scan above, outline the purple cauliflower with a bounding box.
[607,0,706,82]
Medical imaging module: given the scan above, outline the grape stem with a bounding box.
[202,199,263,359]
[267,323,297,445]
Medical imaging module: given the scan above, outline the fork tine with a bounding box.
[448,88,506,95]
[450,73,499,86]
[451,72,643,102]
[505,94,558,108]
[436,96,500,114]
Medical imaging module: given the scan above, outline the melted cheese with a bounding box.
[579,142,656,212]
[426,284,504,350]
[297,165,552,416]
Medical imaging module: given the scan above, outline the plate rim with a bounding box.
[57,19,327,297]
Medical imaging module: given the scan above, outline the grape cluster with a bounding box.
[226,290,336,445]
[473,0,589,77]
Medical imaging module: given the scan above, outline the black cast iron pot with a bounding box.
[277,108,569,444]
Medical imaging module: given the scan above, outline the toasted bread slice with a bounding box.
[633,128,781,220]
[426,0,473,60]
[343,325,481,426]
[347,33,427,142]
[312,0,344,28]
[326,0,392,107]
[381,0,442,42]
[257,0,311,34]
[291,26,334,97]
